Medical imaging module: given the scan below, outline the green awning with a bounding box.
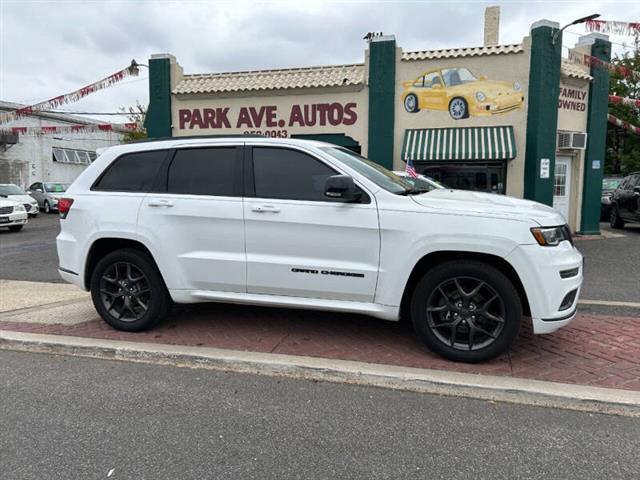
[402,126,517,162]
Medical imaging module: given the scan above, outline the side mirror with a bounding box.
[633,186,640,195]
[35,188,43,193]
[325,175,361,202]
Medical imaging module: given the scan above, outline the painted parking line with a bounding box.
[579,299,640,309]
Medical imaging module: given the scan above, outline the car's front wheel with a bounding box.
[404,94,420,113]
[448,97,469,120]
[44,201,52,214]
[90,248,172,332]
[609,205,625,229]
[8,225,23,232]
[411,260,522,363]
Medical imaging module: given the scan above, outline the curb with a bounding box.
[2,330,640,417]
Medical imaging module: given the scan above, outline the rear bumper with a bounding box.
[506,242,583,334]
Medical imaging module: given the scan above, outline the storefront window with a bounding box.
[418,162,506,194]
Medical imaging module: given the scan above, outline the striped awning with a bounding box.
[402,126,517,162]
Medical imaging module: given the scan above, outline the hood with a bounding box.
[451,79,518,96]
[0,198,21,208]
[4,194,37,204]
[410,189,566,226]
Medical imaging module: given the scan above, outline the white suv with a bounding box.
[56,137,583,362]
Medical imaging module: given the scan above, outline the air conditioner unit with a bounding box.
[558,132,587,150]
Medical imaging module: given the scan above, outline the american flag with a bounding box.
[405,158,418,178]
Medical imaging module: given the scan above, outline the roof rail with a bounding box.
[129,133,266,144]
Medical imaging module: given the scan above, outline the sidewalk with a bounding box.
[1,280,639,392]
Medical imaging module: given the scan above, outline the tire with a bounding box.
[609,204,625,229]
[44,201,51,214]
[410,260,522,363]
[90,248,172,332]
[404,93,420,113]
[448,97,469,120]
[8,225,23,232]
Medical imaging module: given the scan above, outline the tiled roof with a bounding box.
[560,60,592,80]
[173,63,365,94]
[402,43,523,61]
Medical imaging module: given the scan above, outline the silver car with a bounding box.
[28,182,70,213]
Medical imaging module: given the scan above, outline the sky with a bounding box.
[1,0,639,123]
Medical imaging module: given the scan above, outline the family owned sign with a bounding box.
[178,102,358,130]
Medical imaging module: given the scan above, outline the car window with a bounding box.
[252,148,337,201]
[29,183,42,191]
[44,183,69,193]
[0,184,25,195]
[442,68,477,87]
[632,175,640,187]
[93,150,166,192]
[423,71,442,89]
[167,147,239,196]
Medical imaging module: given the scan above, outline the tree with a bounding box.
[119,101,147,143]
[606,34,640,175]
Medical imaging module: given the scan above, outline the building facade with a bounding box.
[144,17,611,234]
[0,101,126,188]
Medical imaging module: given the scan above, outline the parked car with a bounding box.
[0,198,28,232]
[401,66,524,120]
[609,172,640,229]
[27,182,70,213]
[600,176,623,221]
[56,137,583,363]
[0,183,39,217]
[393,171,445,191]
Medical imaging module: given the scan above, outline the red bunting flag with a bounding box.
[585,19,640,36]
[609,95,640,108]
[0,123,139,135]
[0,61,140,124]
[608,114,640,136]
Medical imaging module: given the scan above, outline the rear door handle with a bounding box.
[251,204,280,213]
[148,199,174,207]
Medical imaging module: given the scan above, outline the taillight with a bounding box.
[58,198,74,219]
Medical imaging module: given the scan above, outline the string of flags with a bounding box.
[0,61,140,125]
[609,95,640,108]
[567,49,640,80]
[1,123,139,135]
[585,19,640,36]
[608,114,640,136]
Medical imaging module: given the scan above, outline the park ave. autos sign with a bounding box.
[178,102,358,133]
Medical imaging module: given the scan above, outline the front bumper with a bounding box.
[474,94,524,115]
[506,242,583,334]
[0,211,28,227]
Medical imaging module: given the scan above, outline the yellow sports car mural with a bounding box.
[401,67,524,120]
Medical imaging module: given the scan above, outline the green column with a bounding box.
[579,35,611,234]
[523,21,562,206]
[144,55,172,138]
[367,36,396,169]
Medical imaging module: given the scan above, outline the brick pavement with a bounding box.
[1,301,639,391]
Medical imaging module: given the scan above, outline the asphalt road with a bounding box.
[1,350,639,480]
[0,214,638,314]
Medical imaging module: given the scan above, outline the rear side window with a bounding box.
[167,147,239,196]
[93,150,166,192]
[252,147,337,201]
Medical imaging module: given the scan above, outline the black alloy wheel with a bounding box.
[411,260,522,363]
[90,248,171,331]
[609,205,625,229]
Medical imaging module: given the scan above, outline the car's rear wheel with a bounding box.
[410,260,522,363]
[44,201,51,214]
[404,94,420,113]
[609,205,625,229]
[448,97,469,120]
[90,248,171,332]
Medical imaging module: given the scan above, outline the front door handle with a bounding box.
[251,204,280,213]
[148,199,174,208]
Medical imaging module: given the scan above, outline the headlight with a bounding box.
[531,226,572,247]
[513,81,522,91]
[14,204,25,212]
[476,91,486,102]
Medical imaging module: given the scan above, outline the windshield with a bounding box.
[442,68,477,87]
[320,147,413,194]
[44,183,69,193]
[602,178,622,190]
[0,184,26,196]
